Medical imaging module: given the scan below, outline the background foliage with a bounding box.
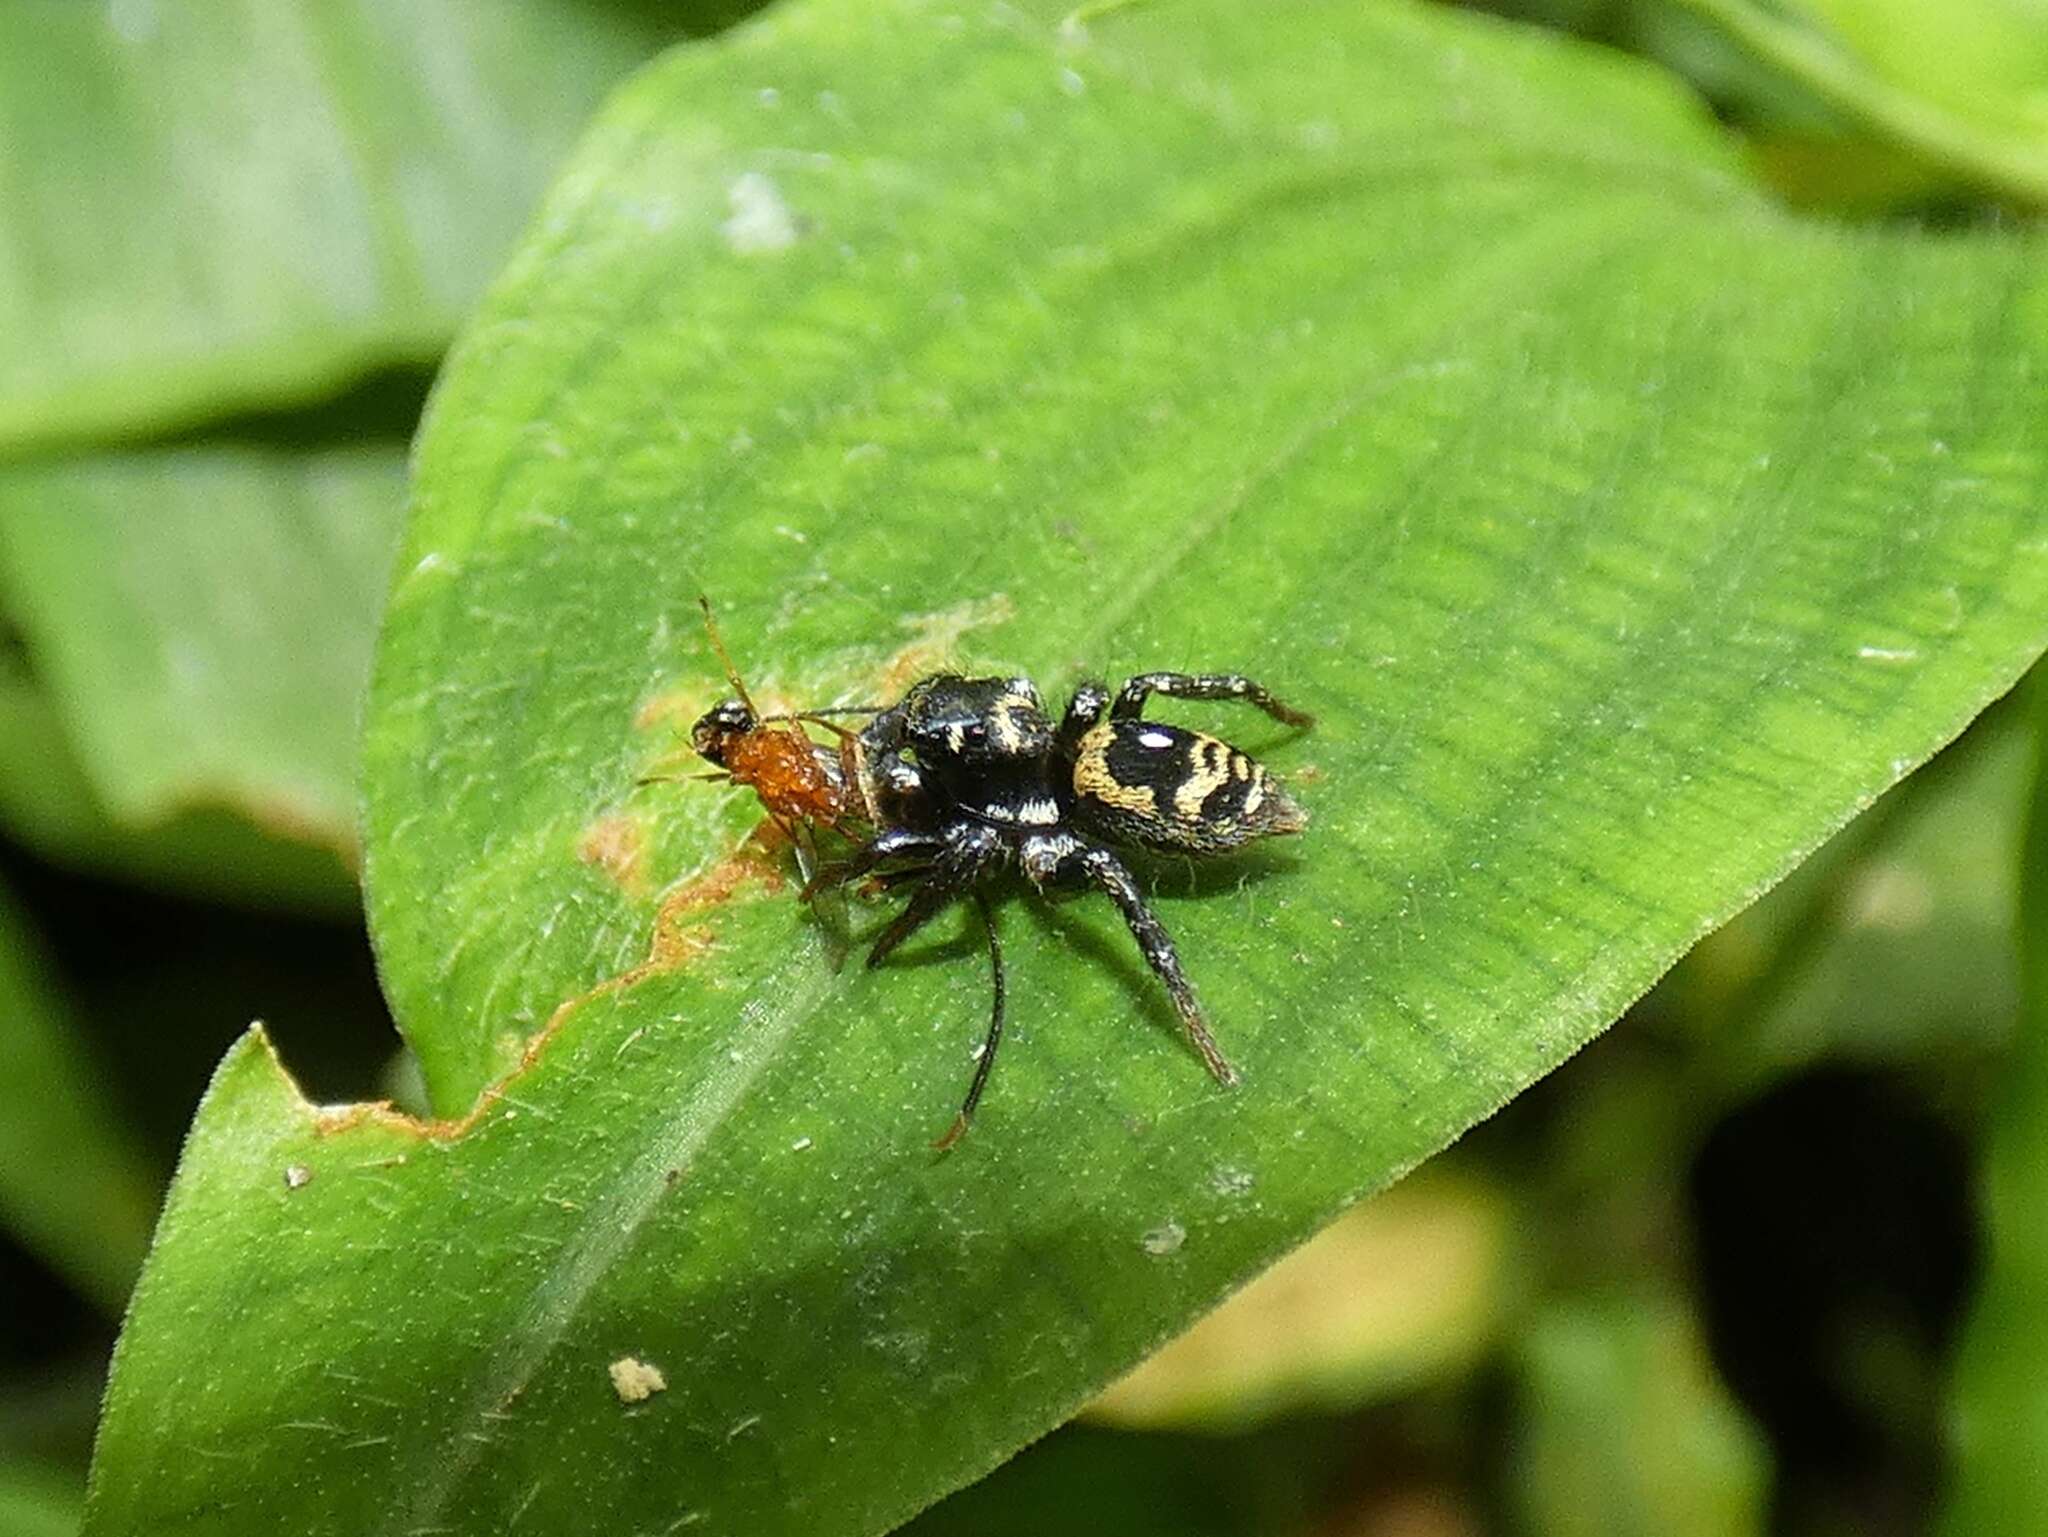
[2,0,2045,1534]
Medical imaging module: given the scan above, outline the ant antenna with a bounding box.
[698,596,759,718]
[756,708,880,744]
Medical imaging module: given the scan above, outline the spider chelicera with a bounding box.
[822,669,1314,1149]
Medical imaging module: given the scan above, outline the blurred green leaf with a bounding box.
[1088,1166,1513,1432]
[0,446,404,906]
[1667,707,2028,1090]
[1673,0,2048,206]
[1793,0,2048,140]
[0,1458,82,1537]
[0,0,723,453]
[1940,679,2048,1534]
[1513,1293,1767,1537]
[0,880,156,1313]
[903,1423,1306,1537]
[87,0,2048,1533]
[0,641,359,911]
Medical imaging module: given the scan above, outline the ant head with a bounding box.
[691,698,756,765]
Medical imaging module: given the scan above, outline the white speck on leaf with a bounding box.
[608,1356,667,1404]
[1211,1166,1254,1198]
[283,1164,313,1191]
[791,1136,813,1152]
[1858,645,1919,663]
[1141,1221,1186,1256]
[721,172,799,255]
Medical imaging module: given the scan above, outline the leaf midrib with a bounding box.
[379,935,840,1534]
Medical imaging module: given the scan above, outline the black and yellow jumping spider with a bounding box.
[821,670,1313,1148]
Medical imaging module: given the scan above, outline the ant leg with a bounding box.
[933,892,1005,1152]
[1111,673,1314,729]
[787,819,818,888]
[1072,844,1240,1087]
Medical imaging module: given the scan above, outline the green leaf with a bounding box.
[1940,677,2048,1534]
[0,879,157,1313]
[0,0,723,453]
[1512,1293,1768,1537]
[0,445,404,905]
[92,1,2048,1533]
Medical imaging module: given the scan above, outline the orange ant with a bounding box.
[655,598,876,881]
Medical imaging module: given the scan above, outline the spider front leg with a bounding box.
[1112,672,1314,729]
[1068,843,1240,1087]
[866,822,1001,963]
[802,827,940,903]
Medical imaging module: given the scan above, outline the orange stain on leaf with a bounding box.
[314,834,785,1144]
[874,592,1014,698]
[578,813,650,896]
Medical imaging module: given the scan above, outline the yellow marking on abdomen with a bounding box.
[1074,723,1158,817]
[1172,735,1235,820]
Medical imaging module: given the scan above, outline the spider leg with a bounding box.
[1111,672,1313,729]
[866,824,1000,968]
[933,891,1005,1152]
[867,878,962,968]
[802,827,941,903]
[1071,843,1239,1086]
[863,862,935,894]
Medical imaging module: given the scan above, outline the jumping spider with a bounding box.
[827,669,1313,1148]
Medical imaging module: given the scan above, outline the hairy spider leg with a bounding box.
[933,891,1005,1153]
[1111,672,1315,729]
[1069,843,1240,1087]
[849,823,1006,1147]
[801,827,940,903]
[865,824,1001,967]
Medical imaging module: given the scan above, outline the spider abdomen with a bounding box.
[1069,719,1305,855]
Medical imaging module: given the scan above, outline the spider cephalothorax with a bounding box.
[827,669,1313,1147]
